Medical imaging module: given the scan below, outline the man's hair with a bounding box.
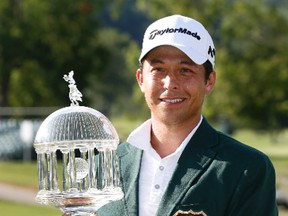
[203,60,214,82]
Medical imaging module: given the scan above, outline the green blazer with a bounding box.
[97,118,278,216]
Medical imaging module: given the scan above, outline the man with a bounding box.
[98,14,278,215]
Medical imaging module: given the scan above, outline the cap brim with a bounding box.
[139,43,207,66]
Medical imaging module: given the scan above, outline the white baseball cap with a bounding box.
[139,14,216,68]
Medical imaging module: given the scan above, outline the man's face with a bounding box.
[136,45,216,125]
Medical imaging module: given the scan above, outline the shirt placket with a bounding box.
[150,160,167,203]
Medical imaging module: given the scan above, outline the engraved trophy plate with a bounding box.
[34,71,124,215]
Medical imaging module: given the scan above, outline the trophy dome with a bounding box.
[34,106,119,152]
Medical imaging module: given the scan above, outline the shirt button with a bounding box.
[159,166,164,171]
[155,184,160,189]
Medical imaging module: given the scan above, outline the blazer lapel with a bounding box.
[118,143,143,215]
[157,119,218,215]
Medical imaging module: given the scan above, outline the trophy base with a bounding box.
[36,187,123,215]
[62,211,96,216]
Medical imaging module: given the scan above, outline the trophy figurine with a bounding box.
[34,71,124,215]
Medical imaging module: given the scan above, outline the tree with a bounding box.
[210,1,288,131]
[0,0,140,118]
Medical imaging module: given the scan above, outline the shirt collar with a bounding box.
[127,116,203,157]
[127,119,152,151]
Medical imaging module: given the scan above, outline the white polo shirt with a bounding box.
[127,116,202,216]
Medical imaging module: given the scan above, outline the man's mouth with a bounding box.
[161,98,184,103]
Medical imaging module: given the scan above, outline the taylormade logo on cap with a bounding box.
[149,28,201,40]
[139,15,216,69]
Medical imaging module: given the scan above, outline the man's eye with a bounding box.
[180,68,193,74]
[152,67,165,73]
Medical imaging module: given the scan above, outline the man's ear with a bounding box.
[136,69,144,92]
[205,71,216,95]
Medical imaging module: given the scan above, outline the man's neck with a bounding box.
[150,116,201,158]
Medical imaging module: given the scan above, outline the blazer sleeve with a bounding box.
[227,153,278,215]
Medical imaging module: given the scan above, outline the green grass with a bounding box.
[112,116,143,141]
[0,161,38,189]
[232,129,288,157]
[0,200,60,216]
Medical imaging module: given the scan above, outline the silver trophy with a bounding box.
[34,71,124,215]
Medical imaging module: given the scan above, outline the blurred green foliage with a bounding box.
[0,0,288,132]
[135,0,288,131]
[0,0,140,117]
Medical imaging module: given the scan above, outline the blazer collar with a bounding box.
[117,143,142,215]
[157,118,219,215]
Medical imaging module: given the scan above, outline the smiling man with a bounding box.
[136,45,215,158]
[96,14,278,216]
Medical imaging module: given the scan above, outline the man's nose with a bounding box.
[162,72,179,90]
